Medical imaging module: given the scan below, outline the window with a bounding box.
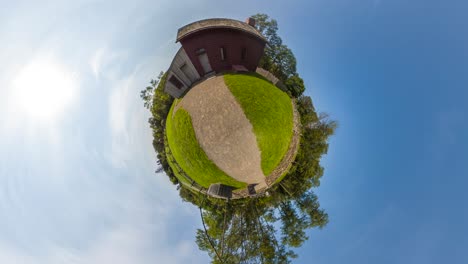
[169,75,184,89]
[220,47,226,61]
[241,47,247,60]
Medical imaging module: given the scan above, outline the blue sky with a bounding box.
[0,0,467,263]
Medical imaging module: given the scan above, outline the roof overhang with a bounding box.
[176,18,267,43]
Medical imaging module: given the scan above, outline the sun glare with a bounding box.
[11,59,77,121]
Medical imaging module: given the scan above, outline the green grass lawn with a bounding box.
[165,142,191,186]
[224,73,294,176]
[166,103,246,189]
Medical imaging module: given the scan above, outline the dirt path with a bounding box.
[232,99,301,198]
[175,76,266,188]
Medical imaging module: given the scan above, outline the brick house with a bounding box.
[164,17,267,98]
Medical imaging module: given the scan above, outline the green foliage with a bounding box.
[285,74,305,98]
[193,189,327,264]
[142,13,336,264]
[281,95,337,194]
[166,106,246,189]
[141,71,179,185]
[252,13,306,97]
[140,86,153,109]
[190,92,335,264]
[269,45,297,81]
[224,73,294,176]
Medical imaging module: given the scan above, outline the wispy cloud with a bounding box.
[0,0,251,263]
[0,182,206,264]
[89,47,127,79]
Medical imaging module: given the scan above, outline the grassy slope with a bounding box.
[164,100,190,185]
[224,73,293,176]
[166,103,246,189]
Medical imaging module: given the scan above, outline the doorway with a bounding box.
[197,51,213,75]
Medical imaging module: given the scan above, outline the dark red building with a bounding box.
[165,18,267,98]
[177,18,267,75]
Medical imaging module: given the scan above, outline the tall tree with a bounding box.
[252,13,303,96]
[194,190,329,264]
[140,71,178,184]
[142,14,336,264]
[284,74,305,98]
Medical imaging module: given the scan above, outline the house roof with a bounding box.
[176,18,267,43]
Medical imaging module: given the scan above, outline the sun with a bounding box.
[11,59,78,121]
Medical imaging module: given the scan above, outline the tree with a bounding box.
[142,13,336,264]
[140,85,153,109]
[252,13,302,96]
[140,71,178,185]
[194,187,329,264]
[285,74,305,98]
[142,75,335,263]
[270,44,297,81]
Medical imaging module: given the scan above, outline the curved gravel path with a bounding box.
[174,76,266,188]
